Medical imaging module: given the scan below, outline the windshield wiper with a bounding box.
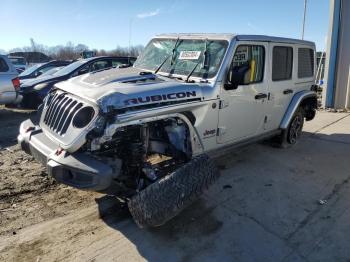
[185,39,209,82]
[186,62,200,82]
[154,56,170,74]
[154,37,181,74]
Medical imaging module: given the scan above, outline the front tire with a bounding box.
[128,154,220,228]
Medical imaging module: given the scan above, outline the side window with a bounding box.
[129,58,136,65]
[38,65,56,75]
[0,58,9,72]
[90,60,112,72]
[298,48,314,78]
[272,46,293,81]
[111,58,127,67]
[226,45,265,88]
[76,64,90,76]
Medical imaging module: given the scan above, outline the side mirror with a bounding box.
[35,71,43,77]
[225,64,250,90]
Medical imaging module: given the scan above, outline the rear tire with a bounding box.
[274,108,304,147]
[128,154,220,228]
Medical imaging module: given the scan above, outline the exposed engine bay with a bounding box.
[84,117,192,195]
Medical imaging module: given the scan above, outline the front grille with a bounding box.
[43,92,84,136]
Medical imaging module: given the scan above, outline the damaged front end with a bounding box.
[85,117,192,195]
[18,88,203,197]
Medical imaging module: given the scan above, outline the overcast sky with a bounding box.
[0,0,329,51]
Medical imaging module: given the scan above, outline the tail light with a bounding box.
[12,77,20,91]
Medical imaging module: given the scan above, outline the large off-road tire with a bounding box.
[274,107,304,147]
[128,154,220,228]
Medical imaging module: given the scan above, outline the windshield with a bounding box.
[53,59,86,76]
[134,38,228,79]
[19,63,43,76]
[10,57,26,65]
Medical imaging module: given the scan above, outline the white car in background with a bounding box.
[0,55,22,105]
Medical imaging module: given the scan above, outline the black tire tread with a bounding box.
[273,107,304,148]
[128,154,220,228]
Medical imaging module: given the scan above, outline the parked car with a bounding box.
[0,55,21,105]
[19,60,72,80]
[8,56,28,73]
[20,56,135,108]
[20,66,67,87]
[38,66,65,77]
[18,34,317,228]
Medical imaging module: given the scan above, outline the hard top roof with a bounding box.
[154,33,315,47]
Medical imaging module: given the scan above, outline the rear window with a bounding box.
[9,57,26,65]
[0,58,9,72]
[272,46,293,81]
[298,48,314,78]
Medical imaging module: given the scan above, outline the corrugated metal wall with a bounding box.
[323,0,350,109]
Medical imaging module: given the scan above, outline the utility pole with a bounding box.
[128,18,134,64]
[128,18,132,56]
[301,0,308,39]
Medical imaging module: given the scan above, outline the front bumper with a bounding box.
[18,119,115,192]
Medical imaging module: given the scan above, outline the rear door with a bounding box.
[264,44,295,131]
[217,42,269,143]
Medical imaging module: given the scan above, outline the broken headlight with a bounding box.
[72,106,95,128]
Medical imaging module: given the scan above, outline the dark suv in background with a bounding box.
[19,60,73,80]
[20,56,136,108]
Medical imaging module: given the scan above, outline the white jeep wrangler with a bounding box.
[18,34,317,227]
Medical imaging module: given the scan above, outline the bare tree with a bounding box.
[30,38,37,52]
[7,39,143,60]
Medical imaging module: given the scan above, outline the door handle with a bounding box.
[255,93,267,100]
[283,89,293,95]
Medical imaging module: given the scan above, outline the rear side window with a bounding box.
[272,46,293,81]
[90,60,112,71]
[0,58,9,72]
[298,48,314,78]
[112,58,128,67]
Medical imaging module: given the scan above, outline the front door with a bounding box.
[217,42,268,143]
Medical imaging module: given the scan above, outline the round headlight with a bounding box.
[72,106,95,128]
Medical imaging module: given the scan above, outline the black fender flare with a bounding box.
[280,90,317,130]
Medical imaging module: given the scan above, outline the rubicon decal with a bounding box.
[124,91,197,105]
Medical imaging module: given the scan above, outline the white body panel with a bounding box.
[217,41,269,143]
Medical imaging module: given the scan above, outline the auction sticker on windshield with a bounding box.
[178,51,201,60]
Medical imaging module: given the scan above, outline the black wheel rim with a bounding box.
[288,115,302,144]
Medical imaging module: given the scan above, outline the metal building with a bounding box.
[323,0,350,109]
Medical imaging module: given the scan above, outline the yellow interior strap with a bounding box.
[250,59,256,82]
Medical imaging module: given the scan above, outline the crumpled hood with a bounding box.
[55,67,205,112]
